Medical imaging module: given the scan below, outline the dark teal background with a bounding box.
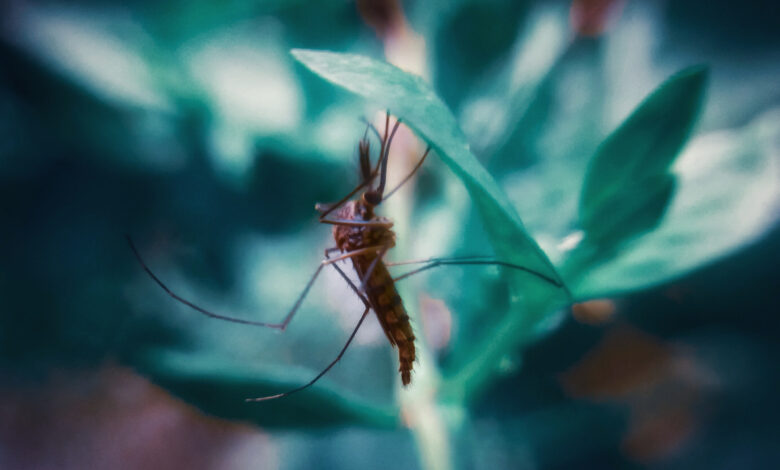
[1,1,778,469]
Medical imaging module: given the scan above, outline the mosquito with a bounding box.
[127,112,565,402]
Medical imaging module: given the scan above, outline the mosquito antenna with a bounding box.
[383,146,431,201]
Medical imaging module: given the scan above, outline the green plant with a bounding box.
[6,3,777,468]
[129,49,778,469]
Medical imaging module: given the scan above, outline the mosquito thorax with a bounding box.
[355,200,373,221]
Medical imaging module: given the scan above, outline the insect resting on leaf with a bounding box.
[127,112,565,401]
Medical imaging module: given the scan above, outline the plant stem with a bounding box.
[442,287,565,404]
[387,131,458,470]
[399,343,455,470]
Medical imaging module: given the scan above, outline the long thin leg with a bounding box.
[375,119,402,197]
[319,218,394,228]
[358,245,390,293]
[385,255,497,267]
[382,146,431,201]
[315,181,369,219]
[388,255,565,291]
[245,306,371,402]
[376,112,390,174]
[245,252,376,402]
[127,236,383,329]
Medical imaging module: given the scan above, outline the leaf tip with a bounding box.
[674,64,710,94]
[289,48,312,62]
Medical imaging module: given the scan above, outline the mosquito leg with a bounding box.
[322,245,387,265]
[237,244,383,328]
[357,245,390,294]
[245,305,371,402]
[372,113,395,175]
[319,218,394,228]
[388,256,568,296]
[330,264,371,308]
[127,235,295,327]
[315,181,369,219]
[382,146,431,201]
[391,259,560,286]
[385,255,497,267]
[377,112,390,172]
[375,119,402,196]
[127,236,381,329]
[245,253,376,402]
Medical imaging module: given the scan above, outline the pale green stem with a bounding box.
[442,289,565,404]
[398,335,454,470]
[386,142,459,470]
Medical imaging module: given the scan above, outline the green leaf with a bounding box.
[291,49,564,291]
[133,348,399,429]
[567,108,780,297]
[578,66,708,251]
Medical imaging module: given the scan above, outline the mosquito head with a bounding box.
[362,189,382,207]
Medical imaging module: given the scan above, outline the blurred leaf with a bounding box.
[133,348,399,429]
[578,66,708,251]
[501,38,607,253]
[459,4,571,166]
[432,0,530,110]
[9,5,170,111]
[291,49,564,290]
[567,108,780,297]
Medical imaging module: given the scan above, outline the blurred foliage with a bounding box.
[577,66,707,256]
[1,0,779,469]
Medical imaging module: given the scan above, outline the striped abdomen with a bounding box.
[353,255,415,385]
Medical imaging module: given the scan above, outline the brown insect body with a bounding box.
[333,199,416,385]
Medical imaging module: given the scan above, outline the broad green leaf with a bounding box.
[578,66,708,251]
[133,348,399,429]
[291,49,564,292]
[566,108,780,297]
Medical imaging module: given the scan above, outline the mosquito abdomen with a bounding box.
[358,257,416,386]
